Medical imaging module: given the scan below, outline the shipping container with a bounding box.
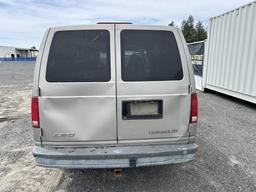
[203,1,256,103]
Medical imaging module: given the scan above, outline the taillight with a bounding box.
[31,96,40,128]
[190,93,198,123]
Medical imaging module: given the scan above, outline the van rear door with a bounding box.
[115,25,191,143]
[38,25,117,145]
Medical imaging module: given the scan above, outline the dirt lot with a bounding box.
[0,62,256,192]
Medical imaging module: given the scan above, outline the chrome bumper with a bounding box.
[33,143,198,169]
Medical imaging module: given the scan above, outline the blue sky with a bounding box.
[0,0,253,48]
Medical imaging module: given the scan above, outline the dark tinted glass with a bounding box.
[121,30,183,81]
[46,30,111,82]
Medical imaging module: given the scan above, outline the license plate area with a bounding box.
[122,100,163,120]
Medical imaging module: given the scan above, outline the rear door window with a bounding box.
[46,30,111,82]
[121,30,183,81]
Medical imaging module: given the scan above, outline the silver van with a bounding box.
[31,23,198,168]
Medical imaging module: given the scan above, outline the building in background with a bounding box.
[0,46,38,60]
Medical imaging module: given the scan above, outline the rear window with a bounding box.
[121,30,183,81]
[46,30,111,82]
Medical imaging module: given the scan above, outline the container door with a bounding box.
[115,25,191,143]
[38,25,117,145]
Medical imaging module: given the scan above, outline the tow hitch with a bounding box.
[114,169,123,177]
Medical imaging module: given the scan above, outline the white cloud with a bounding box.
[0,0,253,48]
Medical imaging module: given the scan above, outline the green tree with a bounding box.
[181,15,196,43]
[194,21,207,41]
[179,15,207,43]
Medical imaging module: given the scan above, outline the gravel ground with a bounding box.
[0,62,256,192]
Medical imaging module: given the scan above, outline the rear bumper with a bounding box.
[33,143,198,169]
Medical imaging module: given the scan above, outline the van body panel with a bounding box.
[177,28,196,92]
[38,25,117,143]
[177,28,198,136]
[38,96,116,142]
[32,28,50,142]
[115,25,191,142]
[39,136,190,147]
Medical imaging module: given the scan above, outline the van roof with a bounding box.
[97,22,133,24]
[48,24,178,31]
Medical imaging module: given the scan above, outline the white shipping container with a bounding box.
[203,1,256,103]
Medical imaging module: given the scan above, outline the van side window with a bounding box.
[46,30,111,82]
[121,30,183,81]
